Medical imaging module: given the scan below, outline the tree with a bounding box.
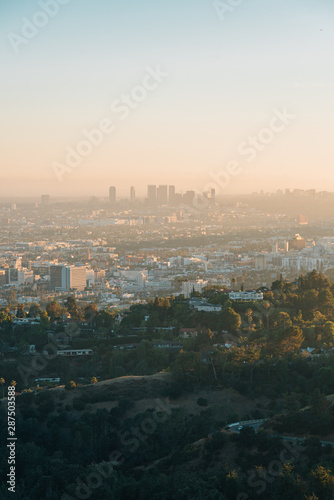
[245,309,254,333]
[172,351,201,380]
[0,378,5,398]
[65,381,76,390]
[283,392,301,412]
[230,345,260,385]
[65,296,80,319]
[39,310,49,330]
[16,304,26,318]
[46,301,65,322]
[195,329,214,350]
[6,289,17,305]
[310,389,332,417]
[96,310,117,330]
[302,270,331,291]
[302,290,319,320]
[276,312,292,329]
[221,307,241,332]
[278,326,304,356]
[322,322,334,344]
[28,303,42,318]
[84,303,98,325]
[271,279,284,291]
[91,377,98,384]
[311,465,334,499]
[318,289,334,316]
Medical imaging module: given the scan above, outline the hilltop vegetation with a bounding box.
[2,270,334,498]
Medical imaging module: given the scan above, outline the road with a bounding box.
[227,419,334,447]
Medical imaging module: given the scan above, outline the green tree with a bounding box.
[318,289,334,316]
[221,307,241,332]
[278,326,304,356]
[322,321,334,345]
[0,377,5,398]
[84,303,98,326]
[28,303,42,318]
[276,311,292,329]
[311,465,334,499]
[46,301,65,322]
[16,304,26,318]
[65,296,80,319]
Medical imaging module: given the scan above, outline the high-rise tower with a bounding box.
[109,186,116,204]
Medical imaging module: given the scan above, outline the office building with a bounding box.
[169,185,176,205]
[183,191,195,206]
[157,185,168,206]
[109,186,116,204]
[255,255,267,271]
[147,185,157,205]
[182,279,208,298]
[41,195,50,206]
[49,265,65,291]
[6,268,19,285]
[288,234,306,251]
[130,186,136,204]
[49,265,86,291]
[0,270,6,287]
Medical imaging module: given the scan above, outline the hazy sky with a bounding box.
[1,0,333,197]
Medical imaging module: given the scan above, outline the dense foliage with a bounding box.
[1,271,334,498]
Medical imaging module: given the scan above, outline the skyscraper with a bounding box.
[41,195,50,206]
[183,191,195,206]
[157,185,168,206]
[49,265,65,291]
[130,186,136,204]
[49,265,86,291]
[147,185,157,205]
[109,186,116,204]
[168,185,176,205]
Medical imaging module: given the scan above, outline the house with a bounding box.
[12,317,40,327]
[189,298,222,312]
[179,328,198,339]
[152,341,181,350]
[229,291,263,302]
[46,349,94,357]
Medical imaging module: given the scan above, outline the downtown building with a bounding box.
[49,265,86,291]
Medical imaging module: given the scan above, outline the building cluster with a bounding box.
[0,190,334,311]
[109,185,216,207]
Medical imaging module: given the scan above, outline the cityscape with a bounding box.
[1,0,334,499]
[2,187,334,311]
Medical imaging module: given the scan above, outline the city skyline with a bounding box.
[1,0,334,196]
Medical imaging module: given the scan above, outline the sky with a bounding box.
[0,0,333,198]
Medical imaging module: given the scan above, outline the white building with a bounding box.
[229,291,263,302]
[182,279,208,298]
[50,265,86,291]
[255,255,267,271]
[189,299,222,312]
[18,269,34,285]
